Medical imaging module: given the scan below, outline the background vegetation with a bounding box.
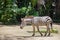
[0,0,60,24]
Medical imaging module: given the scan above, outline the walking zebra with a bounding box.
[20,16,53,36]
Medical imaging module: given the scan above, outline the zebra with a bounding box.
[20,16,53,36]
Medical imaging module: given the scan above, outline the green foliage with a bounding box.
[0,0,39,24]
[28,8,39,16]
[38,0,53,16]
[0,0,58,24]
[39,5,46,16]
[0,0,4,22]
[25,2,32,16]
[45,0,53,13]
[31,0,37,7]
[0,0,19,24]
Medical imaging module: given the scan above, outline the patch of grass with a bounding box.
[27,29,58,33]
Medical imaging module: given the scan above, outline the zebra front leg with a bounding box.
[36,26,43,36]
[32,24,35,36]
[44,24,49,36]
[47,27,50,36]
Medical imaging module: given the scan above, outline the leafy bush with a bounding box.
[0,0,59,24]
[38,5,46,16]
[0,0,19,24]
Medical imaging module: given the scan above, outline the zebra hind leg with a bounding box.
[44,24,49,36]
[32,25,35,36]
[47,27,50,36]
[36,26,43,36]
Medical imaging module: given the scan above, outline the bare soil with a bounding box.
[0,24,60,40]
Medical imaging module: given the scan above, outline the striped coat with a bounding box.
[20,16,53,36]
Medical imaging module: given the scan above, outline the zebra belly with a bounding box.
[34,21,47,26]
[39,22,47,26]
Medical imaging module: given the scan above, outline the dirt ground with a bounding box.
[0,24,60,40]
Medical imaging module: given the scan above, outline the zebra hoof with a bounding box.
[47,33,50,36]
[47,34,50,36]
[44,34,47,36]
[41,34,43,36]
[32,34,35,36]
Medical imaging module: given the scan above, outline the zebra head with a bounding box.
[20,18,26,29]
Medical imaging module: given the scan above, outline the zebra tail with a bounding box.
[50,22,53,30]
